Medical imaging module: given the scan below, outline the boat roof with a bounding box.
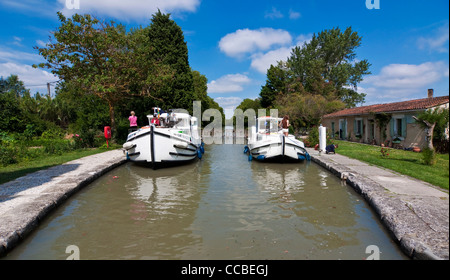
[147,112,191,119]
[257,116,282,120]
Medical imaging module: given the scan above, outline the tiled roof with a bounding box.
[323,95,449,118]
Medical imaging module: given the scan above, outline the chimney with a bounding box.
[427,88,434,98]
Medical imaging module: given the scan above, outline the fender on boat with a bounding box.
[123,142,135,150]
[174,141,188,149]
[243,146,249,154]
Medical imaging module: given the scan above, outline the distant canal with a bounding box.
[5,144,408,260]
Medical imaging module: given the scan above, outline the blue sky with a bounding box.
[0,0,448,118]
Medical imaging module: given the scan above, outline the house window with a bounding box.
[356,119,363,136]
[391,116,406,139]
[354,118,363,139]
[331,122,335,138]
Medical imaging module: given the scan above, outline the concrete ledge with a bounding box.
[0,149,127,257]
[307,148,449,260]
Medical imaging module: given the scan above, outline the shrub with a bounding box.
[422,148,436,165]
[0,145,19,166]
[380,147,390,157]
[306,126,319,147]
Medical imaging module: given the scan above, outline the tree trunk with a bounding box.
[413,116,435,150]
[108,102,116,134]
[426,123,435,150]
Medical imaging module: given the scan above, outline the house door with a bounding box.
[339,119,347,140]
[368,120,375,144]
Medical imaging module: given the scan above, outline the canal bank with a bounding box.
[0,147,448,260]
[0,149,127,257]
[305,148,449,260]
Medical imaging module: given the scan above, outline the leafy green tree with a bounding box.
[147,10,195,112]
[236,98,262,112]
[0,75,29,98]
[33,12,171,132]
[287,27,371,107]
[260,63,289,108]
[0,75,30,132]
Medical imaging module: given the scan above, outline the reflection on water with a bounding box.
[4,145,407,260]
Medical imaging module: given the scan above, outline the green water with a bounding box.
[4,144,408,260]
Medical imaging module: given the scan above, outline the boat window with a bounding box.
[258,119,279,132]
[174,118,189,128]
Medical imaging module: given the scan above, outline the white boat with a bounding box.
[244,116,310,162]
[122,108,204,168]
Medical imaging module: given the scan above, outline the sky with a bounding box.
[0,0,449,118]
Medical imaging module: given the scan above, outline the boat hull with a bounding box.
[123,126,202,169]
[247,135,310,162]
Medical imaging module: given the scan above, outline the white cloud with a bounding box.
[417,22,449,53]
[250,47,291,74]
[362,61,449,102]
[0,0,57,18]
[58,0,201,21]
[0,62,59,94]
[365,61,447,89]
[249,34,312,74]
[214,96,243,119]
[265,7,283,19]
[289,9,301,20]
[36,40,47,47]
[207,74,251,94]
[0,46,43,64]
[219,28,292,58]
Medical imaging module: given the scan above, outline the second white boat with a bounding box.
[244,116,310,162]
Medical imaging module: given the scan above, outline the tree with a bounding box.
[147,10,195,112]
[260,63,289,108]
[33,12,171,132]
[413,107,449,150]
[287,27,371,107]
[0,75,31,132]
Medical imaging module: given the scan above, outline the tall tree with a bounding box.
[147,10,195,112]
[33,12,171,131]
[260,62,289,108]
[287,27,371,107]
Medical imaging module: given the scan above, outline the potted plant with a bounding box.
[392,137,401,144]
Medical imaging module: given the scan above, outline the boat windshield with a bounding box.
[174,118,190,128]
[258,118,279,133]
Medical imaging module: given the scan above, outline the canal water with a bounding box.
[5,144,408,260]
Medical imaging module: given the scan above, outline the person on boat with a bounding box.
[325,144,338,154]
[151,117,160,126]
[281,115,290,136]
[128,111,138,131]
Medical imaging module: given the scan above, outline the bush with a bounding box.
[41,125,65,139]
[306,126,319,147]
[0,145,19,166]
[42,139,72,155]
[422,148,436,165]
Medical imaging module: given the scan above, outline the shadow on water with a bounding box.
[3,144,408,260]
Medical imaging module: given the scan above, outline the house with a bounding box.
[321,89,449,149]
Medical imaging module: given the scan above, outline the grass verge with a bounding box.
[333,140,449,190]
